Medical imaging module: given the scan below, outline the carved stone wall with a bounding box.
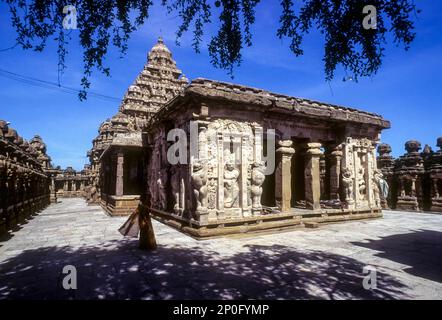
[342,137,380,210]
[377,138,442,212]
[0,120,51,236]
[53,165,92,199]
[147,118,266,225]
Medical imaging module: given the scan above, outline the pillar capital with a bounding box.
[276,140,295,155]
[331,150,343,157]
[328,143,343,157]
[303,142,322,156]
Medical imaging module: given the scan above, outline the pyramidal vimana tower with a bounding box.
[86,37,189,215]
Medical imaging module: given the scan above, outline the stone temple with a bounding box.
[3,38,440,240]
[377,138,442,212]
[145,78,390,238]
[82,38,392,238]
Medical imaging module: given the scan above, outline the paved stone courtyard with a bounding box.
[0,198,441,300]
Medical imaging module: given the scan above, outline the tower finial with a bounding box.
[159,29,163,43]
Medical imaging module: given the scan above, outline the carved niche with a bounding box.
[341,137,378,209]
[203,119,256,219]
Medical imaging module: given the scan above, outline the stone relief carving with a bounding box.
[191,160,208,212]
[156,169,167,210]
[207,179,217,210]
[373,169,384,207]
[341,137,381,208]
[224,162,239,208]
[342,168,354,202]
[204,119,255,216]
[198,126,208,160]
[357,166,367,201]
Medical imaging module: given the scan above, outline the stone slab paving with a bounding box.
[0,198,441,300]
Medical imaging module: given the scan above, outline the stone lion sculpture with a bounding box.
[342,168,354,202]
[191,160,208,212]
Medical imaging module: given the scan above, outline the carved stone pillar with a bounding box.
[304,143,322,211]
[198,124,208,160]
[366,145,376,207]
[275,140,295,212]
[329,144,342,200]
[116,151,124,197]
[180,166,186,213]
[411,177,416,197]
[50,177,57,203]
[398,178,405,197]
[241,135,251,217]
[217,132,225,219]
[253,126,263,163]
[433,178,440,198]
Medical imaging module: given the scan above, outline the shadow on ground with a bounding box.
[0,240,409,300]
[352,229,442,283]
[0,212,40,246]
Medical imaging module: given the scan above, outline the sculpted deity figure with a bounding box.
[342,168,354,202]
[224,162,240,208]
[374,169,389,206]
[373,169,381,206]
[251,161,266,212]
[358,167,367,200]
[156,170,167,210]
[191,160,208,212]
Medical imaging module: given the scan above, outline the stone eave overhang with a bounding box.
[0,138,44,168]
[99,132,143,160]
[152,78,391,130]
[193,78,390,128]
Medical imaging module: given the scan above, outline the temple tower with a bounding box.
[86,37,188,215]
[394,140,425,211]
[377,143,396,208]
[119,36,189,124]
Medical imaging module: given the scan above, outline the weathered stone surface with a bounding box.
[275,140,295,212]
[0,121,51,235]
[377,143,396,209]
[377,138,442,213]
[52,165,91,200]
[429,138,442,212]
[181,78,390,129]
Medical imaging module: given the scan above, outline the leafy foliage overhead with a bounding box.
[2,0,418,99]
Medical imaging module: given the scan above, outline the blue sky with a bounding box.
[0,1,441,170]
